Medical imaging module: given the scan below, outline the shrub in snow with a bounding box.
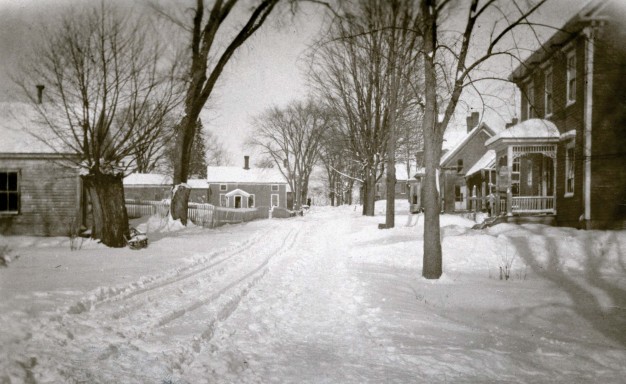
[0,244,16,267]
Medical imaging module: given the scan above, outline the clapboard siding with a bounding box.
[0,157,81,236]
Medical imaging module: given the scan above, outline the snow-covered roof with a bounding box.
[485,119,560,147]
[440,123,496,166]
[124,173,172,186]
[225,188,251,198]
[465,150,496,177]
[206,166,287,184]
[0,102,74,154]
[187,179,208,189]
[413,167,426,177]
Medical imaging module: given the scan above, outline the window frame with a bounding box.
[566,51,576,106]
[271,193,279,207]
[0,170,20,215]
[544,67,553,117]
[271,184,279,192]
[219,193,228,207]
[219,184,227,191]
[564,141,575,197]
[248,194,255,208]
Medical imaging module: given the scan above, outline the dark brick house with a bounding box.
[487,0,626,229]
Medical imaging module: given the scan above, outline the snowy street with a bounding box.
[1,202,626,383]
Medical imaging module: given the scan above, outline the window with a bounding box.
[248,194,255,208]
[219,184,227,191]
[457,159,463,173]
[271,184,279,192]
[511,157,521,197]
[526,82,535,118]
[565,142,575,196]
[0,171,19,213]
[545,68,553,116]
[566,51,576,105]
[271,194,279,207]
[454,185,463,202]
[220,194,228,207]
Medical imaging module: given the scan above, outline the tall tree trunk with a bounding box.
[171,116,197,225]
[363,169,376,216]
[421,0,444,279]
[82,173,129,248]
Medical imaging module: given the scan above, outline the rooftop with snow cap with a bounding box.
[465,150,496,177]
[485,118,560,147]
[206,166,287,184]
[124,173,172,186]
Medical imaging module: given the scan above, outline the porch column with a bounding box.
[553,149,558,214]
[507,146,513,216]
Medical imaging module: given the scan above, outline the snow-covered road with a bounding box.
[1,203,626,383]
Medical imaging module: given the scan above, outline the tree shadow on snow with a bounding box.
[509,232,626,347]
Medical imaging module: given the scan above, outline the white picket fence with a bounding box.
[125,199,216,227]
[125,200,273,228]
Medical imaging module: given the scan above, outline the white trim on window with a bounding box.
[544,67,553,117]
[566,50,577,106]
[271,193,279,207]
[0,170,20,214]
[564,141,575,197]
[248,194,255,208]
[219,184,227,191]
[271,184,279,192]
[219,193,228,207]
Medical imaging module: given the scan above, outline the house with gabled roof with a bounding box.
[0,102,84,236]
[489,0,626,229]
[206,156,289,209]
[439,112,497,212]
[123,173,209,203]
[375,163,420,201]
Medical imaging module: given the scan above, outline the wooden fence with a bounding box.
[125,199,269,228]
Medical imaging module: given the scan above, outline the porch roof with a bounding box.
[485,119,560,148]
[465,150,495,177]
[225,188,251,198]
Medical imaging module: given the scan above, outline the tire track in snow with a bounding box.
[66,225,274,316]
[28,221,306,383]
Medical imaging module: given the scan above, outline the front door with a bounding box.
[234,196,242,208]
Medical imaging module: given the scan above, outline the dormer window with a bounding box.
[544,68,553,116]
[566,51,576,105]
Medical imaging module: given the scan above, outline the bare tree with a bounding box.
[249,99,332,210]
[16,3,181,247]
[318,125,362,206]
[151,0,280,225]
[205,129,231,166]
[416,0,548,278]
[309,0,422,218]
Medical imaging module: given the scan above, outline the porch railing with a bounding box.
[511,196,554,213]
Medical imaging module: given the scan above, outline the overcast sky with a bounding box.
[0,0,588,166]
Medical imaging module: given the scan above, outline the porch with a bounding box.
[485,119,560,217]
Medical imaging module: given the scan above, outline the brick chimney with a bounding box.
[466,111,480,133]
[505,118,519,129]
[36,85,45,104]
[244,155,250,170]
